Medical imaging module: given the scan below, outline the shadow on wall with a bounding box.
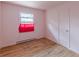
[46,23,59,43]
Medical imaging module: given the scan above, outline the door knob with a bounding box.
[66,30,69,32]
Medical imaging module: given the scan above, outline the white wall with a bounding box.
[46,7,59,43]
[0,2,45,48]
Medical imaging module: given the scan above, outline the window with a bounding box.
[19,13,34,32]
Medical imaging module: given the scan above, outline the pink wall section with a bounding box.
[0,2,2,48]
[0,2,4,48]
[0,2,46,48]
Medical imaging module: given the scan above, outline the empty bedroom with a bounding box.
[0,1,79,57]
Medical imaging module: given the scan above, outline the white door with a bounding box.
[70,6,79,52]
[59,6,70,48]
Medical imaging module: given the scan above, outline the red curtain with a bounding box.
[19,24,34,32]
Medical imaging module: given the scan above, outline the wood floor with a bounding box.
[0,38,79,57]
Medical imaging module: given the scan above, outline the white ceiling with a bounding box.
[8,1,65,10]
